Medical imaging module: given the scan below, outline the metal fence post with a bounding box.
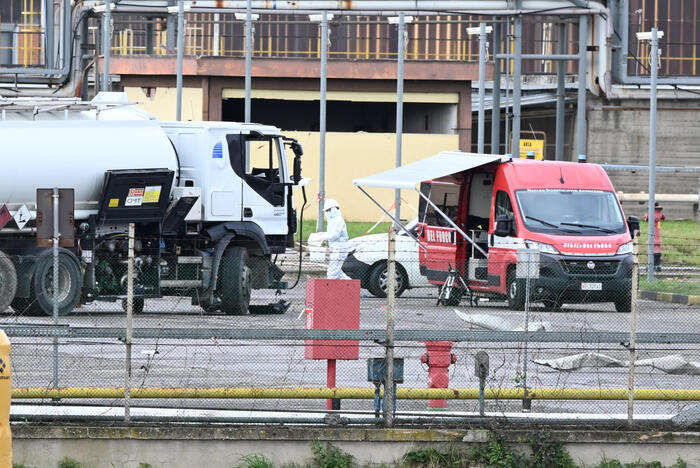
[394,13,406,226]
[511,16,522,157]
[477,22,487,154]
[52,188,59,388]
[647,28,659,282]
[317,11,328,232]
[522,260,531,411]
[628,235,639,425]
[101,0,111,92]
[125,223,134,422]
[175,0,185,121]
[384,226,396,427]
[244,0,253,125]
[491,21,501,154]
[555,22,566,161]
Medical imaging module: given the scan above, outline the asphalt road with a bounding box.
[3,279,698,417]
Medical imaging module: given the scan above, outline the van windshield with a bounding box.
[515,189,625,235]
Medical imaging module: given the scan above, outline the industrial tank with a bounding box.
[0,120,179,220]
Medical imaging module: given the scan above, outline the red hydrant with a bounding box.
[420,341,457,409]
[644,202,666,272]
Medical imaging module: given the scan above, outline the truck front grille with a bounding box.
[561,259,619,276]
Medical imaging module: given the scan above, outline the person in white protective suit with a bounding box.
[313,198,350,279]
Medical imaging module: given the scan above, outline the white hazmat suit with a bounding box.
[311,199,350,279]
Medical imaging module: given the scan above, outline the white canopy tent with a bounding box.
[353,151,508,255]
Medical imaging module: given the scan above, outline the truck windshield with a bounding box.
[515,189,625,235]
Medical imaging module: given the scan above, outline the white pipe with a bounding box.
[617,193,699,203]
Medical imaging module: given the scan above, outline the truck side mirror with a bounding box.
[627,216,640,238]
[293,154,302,184]
[284,138,303,184]
[494,214,513,237]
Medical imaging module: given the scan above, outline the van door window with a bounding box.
[418,180,460,227]
[495,191,515,231]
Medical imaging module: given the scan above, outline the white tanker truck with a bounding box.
[0,100,304,316]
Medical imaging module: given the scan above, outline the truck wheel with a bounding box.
[218,247,251,315]
[614,293,632,313]
[367,262,407,298]
[506,272,526,310]
[0,250,17,313]
[121,298,145,314]
[33,251,83,316]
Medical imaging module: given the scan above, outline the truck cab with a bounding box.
[355,152,639,312]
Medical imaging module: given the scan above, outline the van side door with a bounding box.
[488,190,520,292]
[417,181,459,285]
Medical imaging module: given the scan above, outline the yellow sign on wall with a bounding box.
[519,139,545,160]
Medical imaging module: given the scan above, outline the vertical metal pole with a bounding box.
[555,22,567,161]
[576,15,588,157]
[52,188,59,388]
[628,236,639,425]
[175,0,185,121]
[394,13,405,226]
[244,0,253,124]
[511,16,522,157]
[477,22,487,154]
[101,0,111,92]
[166,0,176,52]
[44,0,54,68]
[145,18,154,55]
[504,17,510,154]
[213,13,221,56]
[491,21,501,154]
[522,267,531,411]
[384,226,396,427]
[317,12,328,232]
[125,223,134,422]
[647,28,659,282]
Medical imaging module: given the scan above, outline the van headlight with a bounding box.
[524,240,560,255]
[616,242,633,255]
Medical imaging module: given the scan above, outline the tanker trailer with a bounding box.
[0,117,303,316]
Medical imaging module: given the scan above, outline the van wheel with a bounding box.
[367,262,407,298]
[507,273,526,310]
[614,293,631,313]
[0,250,17,313]
[33,251,83,316]
[121,298,145,314]
[218,247,251,316]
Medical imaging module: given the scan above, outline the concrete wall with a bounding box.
[11,425,700,468]
[585,97,700,220]
[124,86,204,123]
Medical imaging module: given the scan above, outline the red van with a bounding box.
[354,152,640,312]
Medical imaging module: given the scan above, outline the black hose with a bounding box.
[287,186,307,289]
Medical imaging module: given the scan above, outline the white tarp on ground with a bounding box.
[454,310,551,332]
[353,151,505,190]
[534,352,700,376]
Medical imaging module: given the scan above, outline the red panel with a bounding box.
[305,279,360,360]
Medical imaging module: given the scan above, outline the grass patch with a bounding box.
[310,441,356,468]
[57,459,82,468]
[638,220,700,266]
[639,278,700,296]
[238,454,274,468]
[296,219,392,243]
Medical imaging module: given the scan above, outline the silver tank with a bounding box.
[0,119,179,220]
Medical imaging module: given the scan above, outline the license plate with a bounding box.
[581,282,602,291]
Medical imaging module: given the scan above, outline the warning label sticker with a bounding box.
[109,198,119,208]
[143,185,162,204]
[125,196,143,207]
[128,188,145,198]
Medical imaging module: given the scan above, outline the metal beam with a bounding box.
[555,22,566,161]
[175,0,185,120]
[491,21,501,154]
[495,53,579,60]
[576,14,588,157]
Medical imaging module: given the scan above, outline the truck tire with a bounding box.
[0,250,17,313]
[32,251,83,316]
[367,262,407,298]
[506,272,526,310]
[218,247,251,315]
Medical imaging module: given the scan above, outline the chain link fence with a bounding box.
[0,224,697,426]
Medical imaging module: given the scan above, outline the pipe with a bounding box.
[496,53,578,60]
[101,0,112,92]
[244,0,252,124]
[576,14,588,157]
[12,386,700,401]
[175,0,185,120]
[617,194,699,203]
[555,22,566,161]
